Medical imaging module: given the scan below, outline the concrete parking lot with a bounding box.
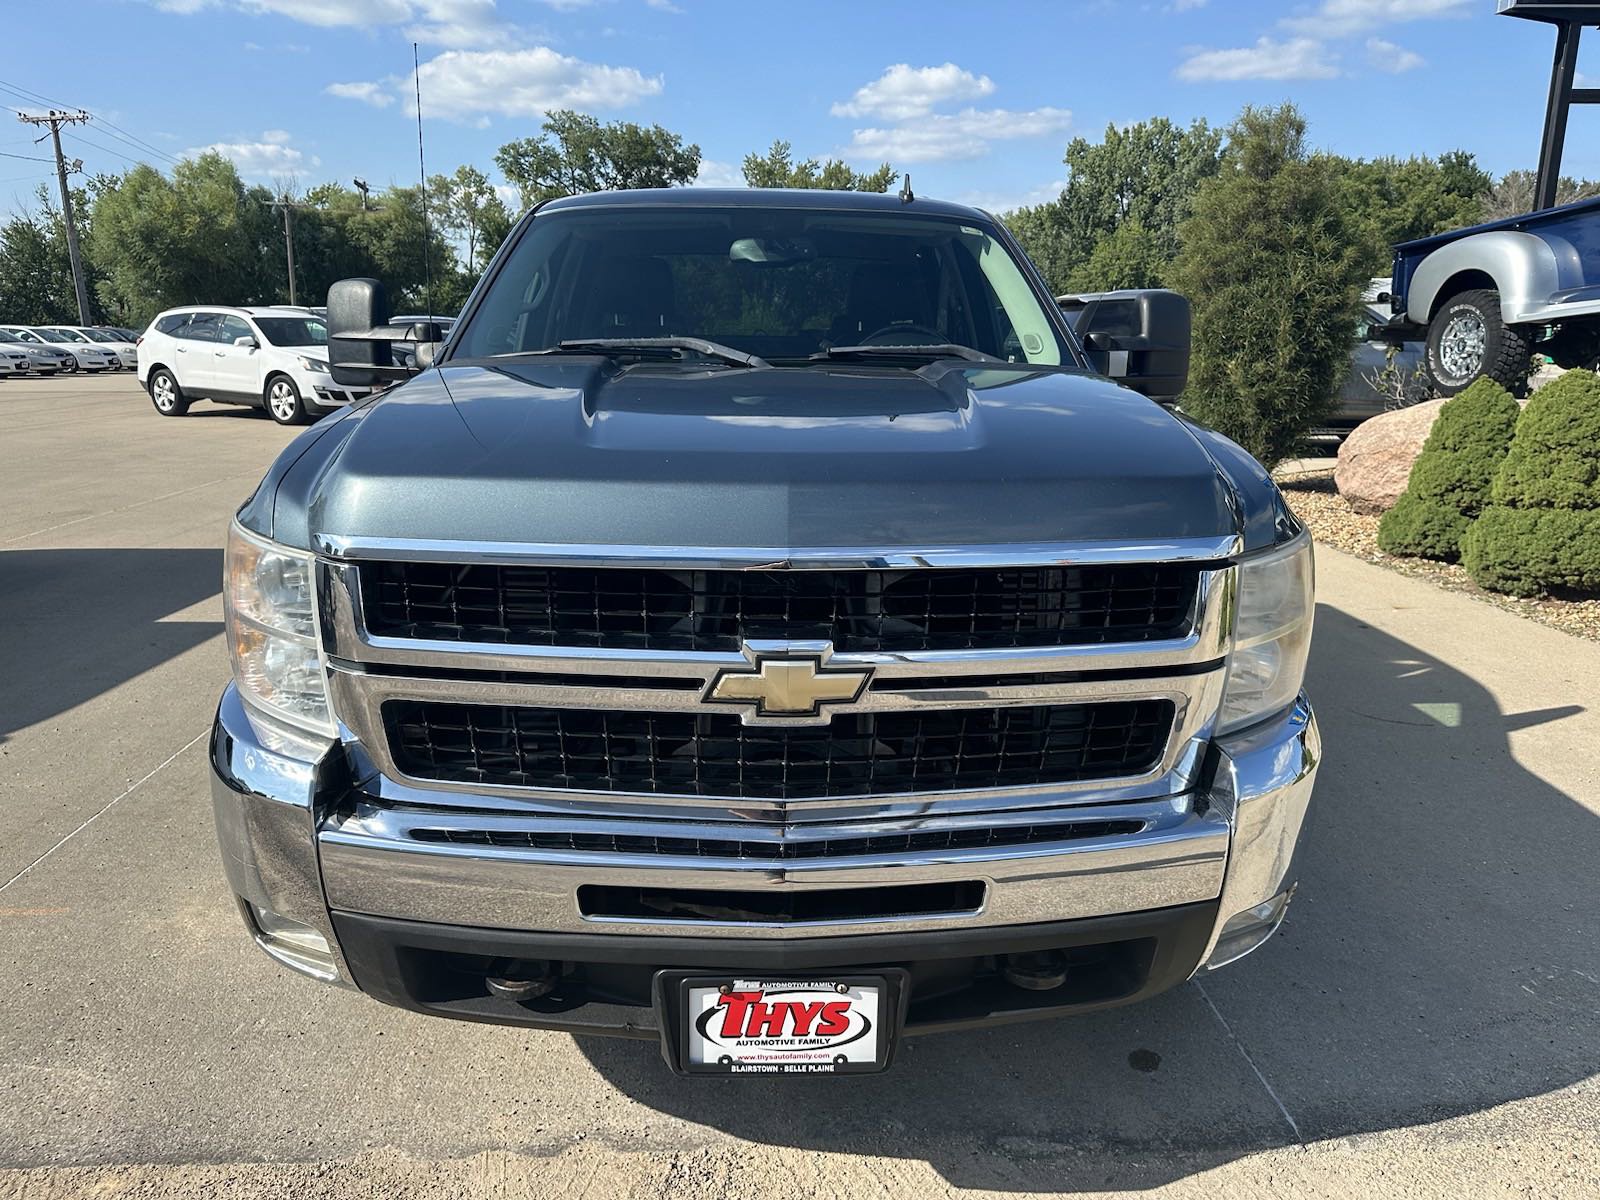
[1,373,1596,1198]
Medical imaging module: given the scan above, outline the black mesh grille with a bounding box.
[384,700,1174,799]
[410,818,1147,859]
[361,562,1199,652]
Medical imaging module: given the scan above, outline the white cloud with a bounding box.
[831,63,996,120]
[645,0,683,11]
[693,159,745,188]
[326,81,396,108]
[1176,36,1340,82]
[1281,0,1470,37]
[1173,0,1207,8]
[844,107,1072,164]
[956,178,1067,215]
[1366,37,1424,73]
[155,0,525,46]
[187,130,319,179]
[406,47,663,120]
[239,0,411,25]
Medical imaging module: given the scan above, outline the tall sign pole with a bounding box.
[18,109,91,324]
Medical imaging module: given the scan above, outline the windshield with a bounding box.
[454,207,1069,366]
[36,329,75,343]
[79,328,117,343]
[0,330,18,343]
[253,317,328,348]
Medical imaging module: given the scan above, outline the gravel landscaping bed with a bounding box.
[1275,465,1600,642]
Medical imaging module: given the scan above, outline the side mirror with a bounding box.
[328,277,411,386]
[1058,289,1191,402]
[233,335,257,348]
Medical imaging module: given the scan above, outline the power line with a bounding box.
[0,78,181,166]
[0,150,52,163]
[62,131,143,168]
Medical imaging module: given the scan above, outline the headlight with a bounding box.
[297,356,329,374]
[225,521,334,736]
[1218,532,1314,735]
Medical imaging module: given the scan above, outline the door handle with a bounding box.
[176,346,186,353]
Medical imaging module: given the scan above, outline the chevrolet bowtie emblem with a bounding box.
[706,647,870,722]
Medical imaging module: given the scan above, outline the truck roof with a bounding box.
[540,187,996,222]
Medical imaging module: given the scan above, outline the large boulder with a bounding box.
[1335,398,1448,514]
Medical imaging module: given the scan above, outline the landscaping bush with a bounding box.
[1170,105,1372,468]
[1461,369,1600,596]
[1376,378,1519,560]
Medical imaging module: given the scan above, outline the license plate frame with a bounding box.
[654,969,909,1077]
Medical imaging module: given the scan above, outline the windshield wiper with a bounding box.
[808,343,999,364]
[555,337,770,369]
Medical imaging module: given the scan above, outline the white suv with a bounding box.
[137,306,375,424]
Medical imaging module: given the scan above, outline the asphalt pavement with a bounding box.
[1,374,1596,1198]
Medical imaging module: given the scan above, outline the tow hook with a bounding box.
[485,958,557,1000]
[1001,950,1069,991]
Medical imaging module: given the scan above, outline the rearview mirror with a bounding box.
[233,335,257,348]
[327,277,412,386]
[1057,289,1191,402]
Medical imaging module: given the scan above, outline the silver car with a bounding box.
[0,327,71,374]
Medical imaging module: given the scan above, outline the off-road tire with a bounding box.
[147,367,190,416]
[1424,289,1531,397]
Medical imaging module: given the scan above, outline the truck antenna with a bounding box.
[413,42,433,320]
[899,173,914,204]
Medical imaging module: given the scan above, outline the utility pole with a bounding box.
[18,109,91,324]
[271,197,308,307]
[353,177,370,211]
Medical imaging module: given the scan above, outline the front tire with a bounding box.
[265,375,309,425]
[1424,289,1532,396]
[148,368,189,416]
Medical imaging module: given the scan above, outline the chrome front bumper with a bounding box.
[209,684,1319,989]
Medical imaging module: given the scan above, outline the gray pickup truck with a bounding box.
[211,188,1319,1076]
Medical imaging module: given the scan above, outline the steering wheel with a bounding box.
[858,323,944,346]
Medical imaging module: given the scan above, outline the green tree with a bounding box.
[1481,169,1600,222]
[429,164,515,274]
[1462,369,1600,596]
[0,208,77,324]
[1377,378,1520,560]
[1005,117,1223,292]
[494,110,700,209]
[1169,104,1371,467]
[89,155,278,323]
[1330,151,1490,269]
[741,140,896,192]
[1064,219,1167,292]
[293,182,458,313]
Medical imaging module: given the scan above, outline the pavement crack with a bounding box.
[0,729,209,894]
[1195,978,1305,1146]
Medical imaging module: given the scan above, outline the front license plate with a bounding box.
[663,973,904,1076]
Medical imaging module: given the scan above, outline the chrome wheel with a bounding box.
[268,378,300,423]
[1439,312,1487,380]
[151,373,176,412]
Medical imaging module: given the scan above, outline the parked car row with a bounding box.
[0,324,138,375]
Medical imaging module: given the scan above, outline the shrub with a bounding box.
[1376,378,1519,560]
[1460,508,1600,596]
[1490,369,1600,508]
[1462,370,1600,596]
[1170,105,1373,468]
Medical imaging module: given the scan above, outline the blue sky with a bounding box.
[4,0,1598,219]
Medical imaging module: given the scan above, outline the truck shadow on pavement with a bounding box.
[576,603,1598,1191]
[0,548,223,741]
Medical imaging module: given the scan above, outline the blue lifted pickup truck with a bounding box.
[1386,193,1600,394]
[1381,1,1600,394]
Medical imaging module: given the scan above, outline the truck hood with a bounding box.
[277,360,1243,552]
